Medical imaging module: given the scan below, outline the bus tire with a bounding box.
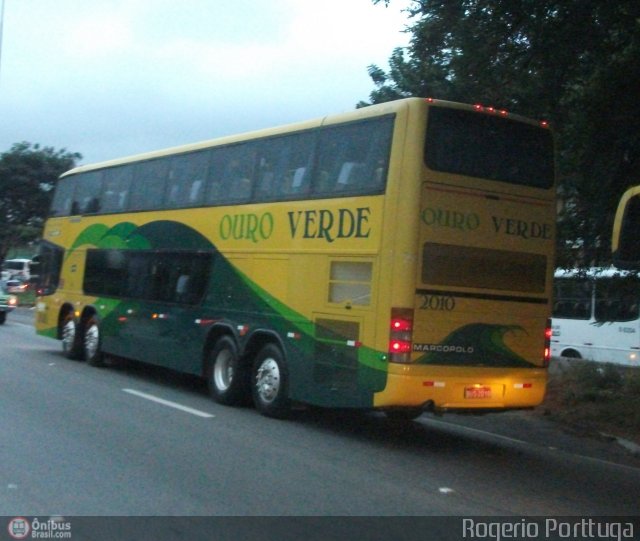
[251,343,291,419]
[61,315,81,360]
[207,336,248,406]
[0,312,6,325]
[84,317,105,367]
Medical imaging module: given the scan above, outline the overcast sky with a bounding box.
[0,0,411,165]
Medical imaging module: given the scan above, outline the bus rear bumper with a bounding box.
[373,367,547,412]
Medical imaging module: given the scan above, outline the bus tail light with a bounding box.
[389,308,414,363]
[543,318,552,367]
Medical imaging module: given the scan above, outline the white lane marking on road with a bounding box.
[122,388,215,418]
[426,417,528,445]
[438,487,455,494]
[424,418,640,473]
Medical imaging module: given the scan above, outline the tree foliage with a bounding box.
[0,142,81,262]
[365,0,640,267]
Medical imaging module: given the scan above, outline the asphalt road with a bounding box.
[2,308,639,524]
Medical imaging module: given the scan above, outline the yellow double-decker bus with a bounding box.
[34,97,555,419]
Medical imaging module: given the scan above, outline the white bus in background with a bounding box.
[551,268,640,366]
[1,258,33,281]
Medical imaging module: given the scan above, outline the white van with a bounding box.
[1,258,33,281]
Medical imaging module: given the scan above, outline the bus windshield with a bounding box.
[425,106,554,189]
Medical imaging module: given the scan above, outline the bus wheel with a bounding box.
[208,336,247,406]
[61,316,80,360]
[0,312,6,325]
[84,317,104,367]
[252,343,290,419]
[384,408,424,421]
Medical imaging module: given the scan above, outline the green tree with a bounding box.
[365,0,640,267]
[0,142,81,262]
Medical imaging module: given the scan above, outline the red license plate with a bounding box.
[465,386,492,399]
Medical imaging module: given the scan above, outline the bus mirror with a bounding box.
[613,187,640,270]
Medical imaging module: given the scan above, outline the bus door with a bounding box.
[312,313,363,394]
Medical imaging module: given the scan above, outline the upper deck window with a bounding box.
[50,176,75,216]
[425,107,554,189]
[49,114,395,217]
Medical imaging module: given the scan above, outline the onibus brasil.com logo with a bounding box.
[7,517,72,539]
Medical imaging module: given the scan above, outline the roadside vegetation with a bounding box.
[541,360,640,445]
[365,1,639,269]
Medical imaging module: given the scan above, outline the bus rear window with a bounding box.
[425,107,554,189]
[422,242,547,293]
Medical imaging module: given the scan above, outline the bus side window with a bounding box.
[314,171,332,194]
[254,133,314,201]
[314,116,393,197]
[336,162,364,191]
[189,180,203,203]
[621,303,639,321]
[130,160,169,211]
[50,177,76,216]
[281,134,314,197]
[217,143,257,204]
[85,197,101,214]
[229,177,252,200]
[175,274,190,301]
[102,166,133,213]
[125,252,152,299]
[285,167,308,195]
[206,147,227,206]
[552,301,570,318]
[255,155,276,200]
[166,151,208,209]
[573,302,590,319]
[73,171,104,214]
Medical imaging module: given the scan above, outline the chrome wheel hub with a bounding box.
[255,358,280,404]
[213,350,234,391]
[62,319,75,352]
[84,323,99,360]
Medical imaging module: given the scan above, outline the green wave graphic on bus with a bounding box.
[68,220,388,406]
[415,323,535,368]
[68,222,148,254]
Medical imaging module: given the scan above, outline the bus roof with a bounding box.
[61,98,415,178]
[61,97,548,178]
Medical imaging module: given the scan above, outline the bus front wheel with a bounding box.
[207,336,248,406]
[252,343,291,419]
